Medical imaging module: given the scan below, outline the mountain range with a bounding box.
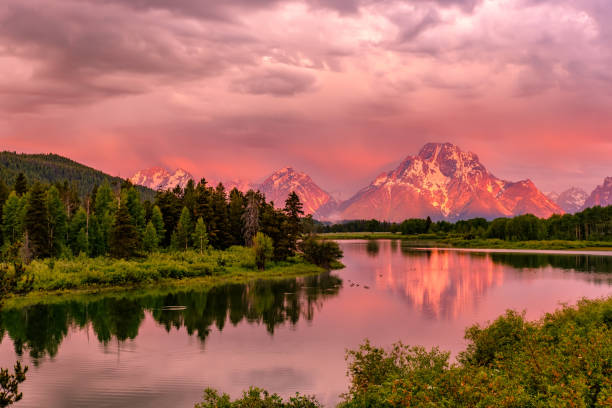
[131,166,336,215]
[546,188,589,214]
[583,177,612,209]
[2,144,609,222]
[129,142,612,221]
[130,167,193,191]
[325,143,562,222]
[134,142,612,221]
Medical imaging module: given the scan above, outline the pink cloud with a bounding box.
[1,0,611,196]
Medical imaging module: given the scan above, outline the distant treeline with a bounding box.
[318,205,612,241]
[0,172,306,261]
[0,151,154,200]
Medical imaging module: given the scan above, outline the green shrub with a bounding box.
[254,233,274,270]
[299,238,343,269]
[194,387,321,408]
[339,297,612,408]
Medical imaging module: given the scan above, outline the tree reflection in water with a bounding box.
[0,272,342,363]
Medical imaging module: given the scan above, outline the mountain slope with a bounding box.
[130,167,193,191]
[224,179,257,193]
[583,177,612,209]
[130,166,336,215]
[330,143,563,222]
[258,167,337,215]
[0,151,154,199]
[547,187,588,213]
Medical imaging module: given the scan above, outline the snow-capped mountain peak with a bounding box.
[583,177,612,210]
[330,142,563,222]
[548,187,588,213]
[130,167,193,191]
[259,167,336,215]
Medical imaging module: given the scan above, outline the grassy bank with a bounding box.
[319,232,612,251]
[2,247,330,301]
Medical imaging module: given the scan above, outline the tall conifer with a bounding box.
[46,186,67,257]
[24,183,50,259]
[14,173,27,197]
[110,206,140,258]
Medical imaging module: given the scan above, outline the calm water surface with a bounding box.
[1,240,611,407]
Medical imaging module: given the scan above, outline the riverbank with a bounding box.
[319,232,612,251]
[2,247,333,304]
[2,266,338,311]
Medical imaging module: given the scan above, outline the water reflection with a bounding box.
[1,241,610,408]
[365,240,380,257]
[0,272,342,363]
[343,241,612,320]
[377,248,505,319]
[488,252,612,273]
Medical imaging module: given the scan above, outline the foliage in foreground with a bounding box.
[195,387,321,408]
[200,297,611,408]
[0,264,29,406]
[340,297,612,408]
[0,362,27,407]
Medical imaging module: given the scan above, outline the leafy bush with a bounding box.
[254,233,274,270]
[299,238,343,269]
[339,297,612,408]
[194,387,321,408]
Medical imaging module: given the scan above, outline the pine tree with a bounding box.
[95,181,115,216]
[75,227,89,256]
[283,192,304,255]
[143,200,153,222]
[173,207,192,251]
[150,205,165,244]
[192,217,209,254]
[90,185,99,211]
[122,187,145,234]
[182,179,197,215]
[210,184,231,249]
[46,186,67,257]
[425,216,432,233]
[2,192,24,245]
[58,181,80,217]
[154,190,182,246]
[0,180,8,247]
[228,188,245,246]
[68,208,88,255]
[88,215,104,257]
[143,221,159,253]
[24,183,50,259]
[242,191,260,247]
[94,181,116,254]
[109,206,141,258]
[14,173,27,196]
[260,202,287,260]
[195,179,214,229]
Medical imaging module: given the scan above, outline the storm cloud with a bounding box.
[1,0,612,196]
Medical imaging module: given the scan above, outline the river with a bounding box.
[1,240,611,407]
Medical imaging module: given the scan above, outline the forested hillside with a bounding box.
[0,151,154,199]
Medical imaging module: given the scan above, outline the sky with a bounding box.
[1,0,612,199]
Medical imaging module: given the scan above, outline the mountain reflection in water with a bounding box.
[342,242,612,320]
